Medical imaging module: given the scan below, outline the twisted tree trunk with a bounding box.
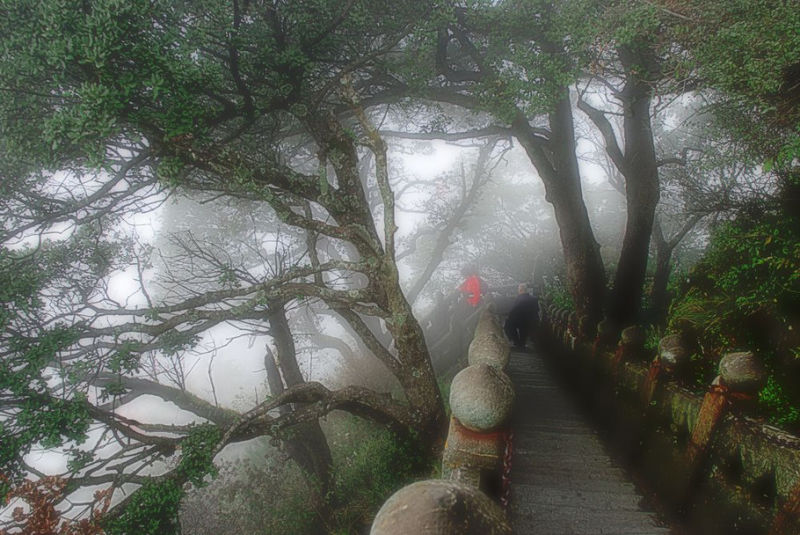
[265,299,333,532]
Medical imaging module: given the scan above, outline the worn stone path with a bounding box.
[507,347,671,534]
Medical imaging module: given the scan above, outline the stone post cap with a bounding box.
[450,364,514,432]
[719,351,766,393]
[468,331,510,369]
[475,309,504,337]
[595,318,617,342]
[370,479,511,535]
[658,334,688,368]
[597,318,613,334]
[620,325,646,347]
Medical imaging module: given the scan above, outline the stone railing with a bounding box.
[370,308,514,535]
[540,302,800,535]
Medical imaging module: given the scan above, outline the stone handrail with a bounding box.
[540,301,800,535]
[371,307,513,534]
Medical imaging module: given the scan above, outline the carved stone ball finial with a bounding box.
[596,318,617,344]
[474,309,504,340]
[370,479,512,535]
[719,351,766,393]
[620,325,646,348]
[468,331,510,369]
[450,364,514,432]
[658,334,688,370]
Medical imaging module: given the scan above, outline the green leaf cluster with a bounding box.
[105,479,184,535]
[105,424,221,534]
[473,0,602,119]
[0,232,128,488]
[665,0,800,163]
[0,309,90,480]
[178,424,222,487]
[669,208,800,428]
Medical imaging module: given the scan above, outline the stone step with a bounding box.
[507,348,670,535]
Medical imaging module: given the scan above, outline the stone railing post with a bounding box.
[444,310,513,489]
[371,479,511,535]
[612,325,646,374]
[371,308,513,535]
[592,318,616,358]
[685,351,766,468]
[678,351,766,504]
[641,334,689,406]
[442,363,514,487]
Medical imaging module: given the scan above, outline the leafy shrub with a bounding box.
[328,416,425,534]
[181,414,429,535]
[668,211,800,430]
[543,277,574,312]
[759,375,800,429]
[181,446,318,535]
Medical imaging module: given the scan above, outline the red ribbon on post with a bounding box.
[686,383,732,467]
[500,430,514,509]
[641,358,663,406]
[683,381,756,499]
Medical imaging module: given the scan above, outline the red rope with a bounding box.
[500,430,514,509]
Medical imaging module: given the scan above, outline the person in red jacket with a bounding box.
[458,266,484,307]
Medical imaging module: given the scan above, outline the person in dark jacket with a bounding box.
[504,283,539,348]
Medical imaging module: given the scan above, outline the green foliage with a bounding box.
[543,277,575,312]
[758,375,800,429]
[159,329,200,357]
[665,0,800,163]
[180,416,430,535]
[0,0,441,175]
[105,479,184,535]
[0,251,41,329]
[670,214,800,346]
[181,448,318,535]
[108,341,143,374]
[605,1,661,48]
[472,0,601,119]
[642,324,662,356]
[329,417,425,533]
[105,424,221,534]
[677,0,800,103]
[178,424,222,487]
[669,211,800,428]
[0,323,90,479]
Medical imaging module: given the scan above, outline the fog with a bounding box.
[2,69,756,535]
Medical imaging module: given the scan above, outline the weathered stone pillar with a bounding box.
[468,333,510,369]
[641,334,688,405]
[592,318,617,358]
[443,363,514,489]
[474,308,505,341]
[686,351,766,466]
[374,307,515,534]
[370,479,511,535]
[613,325,646,373]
